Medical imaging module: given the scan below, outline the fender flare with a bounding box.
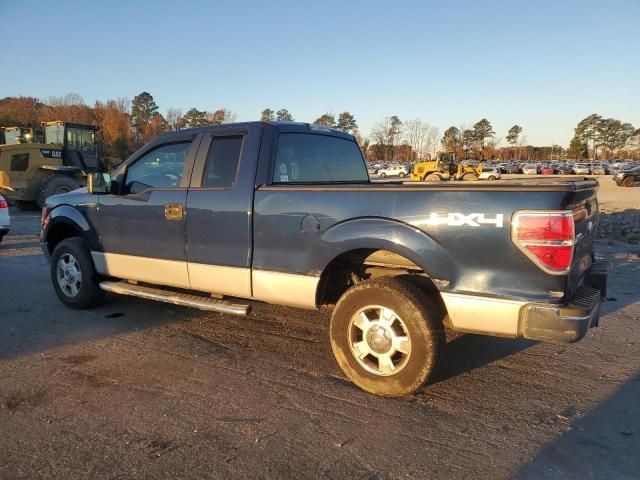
[43,205,95,253]
[317,217,459,288]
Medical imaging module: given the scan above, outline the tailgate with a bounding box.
[567,183,599,297]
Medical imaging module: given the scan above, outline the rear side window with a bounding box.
[10,153,29,171]
[202,136,243,188]
[273,133,367,183]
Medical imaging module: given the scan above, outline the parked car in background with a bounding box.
[0,194,10,244]
[539,165,554,175]
[590,164,606,175]
[522,164,538,175]
[573,163,591,175]
[377,165,409,178]
[557,163,574,175]
[614,166,640,187]
[478,167,501,180]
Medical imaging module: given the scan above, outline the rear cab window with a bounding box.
[272,133,368,184]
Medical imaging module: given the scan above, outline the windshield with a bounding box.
[66,127,96,153]
[45,124,65,144]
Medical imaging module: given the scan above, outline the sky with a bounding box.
[1,0,638,147]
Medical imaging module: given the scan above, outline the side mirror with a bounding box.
[87,172,111,194]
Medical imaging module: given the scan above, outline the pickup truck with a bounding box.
[41,121,607,397]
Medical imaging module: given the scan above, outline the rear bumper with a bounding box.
[518,285,601,343]
[442,261,608,343]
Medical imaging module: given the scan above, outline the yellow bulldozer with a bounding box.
[0,121,103,208]
[411,153,483,182]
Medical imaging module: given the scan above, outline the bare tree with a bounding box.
[165,107,183,131]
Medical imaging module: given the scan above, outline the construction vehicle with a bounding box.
[0,126,41,145]
[0,121,103,208]
[411,153,483,181]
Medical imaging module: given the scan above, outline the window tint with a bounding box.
[126,142,191,192]
[273,133,367,183]
[66,127,96,153]
[202,136,243,188]
[10,153,29,171]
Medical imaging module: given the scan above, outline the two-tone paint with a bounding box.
[41,122,601,339]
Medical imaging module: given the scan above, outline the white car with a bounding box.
[478,167,502,180]
[522,164,538,175]
[377,165,409,178]
[0,194,10,244]
[573,163,590,175]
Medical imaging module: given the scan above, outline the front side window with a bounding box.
[201,136,243,188]
[273,133,368,183]
[125,142,191,193]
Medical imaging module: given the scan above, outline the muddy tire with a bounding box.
[462,173,478,181]
[50,238,105,309]
[330,277,444,397]
[38,175,81,208]
[622,177,635,187]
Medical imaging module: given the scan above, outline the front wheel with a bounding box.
[488,175,497,181]
[38,175,81,208]
[50,238,105,309]
[379,172,386,178]
[399,172,406,178]
[330,277,444,397]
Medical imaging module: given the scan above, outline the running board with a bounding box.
[99,281,250,316]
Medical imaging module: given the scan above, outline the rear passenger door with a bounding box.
[185,127,262,298]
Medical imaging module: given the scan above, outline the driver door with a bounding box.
[94,135,201,289]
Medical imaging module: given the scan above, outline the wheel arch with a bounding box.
[44,206,93,254]
[314,217,457,311]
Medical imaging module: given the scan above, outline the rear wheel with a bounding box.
[330,277,444,397]
[379,172,387,178]
[399,172,406,178]
[488,175,497,181]
[38,175,81,208]
[623,177,635,187]
[50,238,105,309]
[462,173,478,181]
[424,173,441,182]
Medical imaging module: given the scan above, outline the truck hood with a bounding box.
[45,187,93,209]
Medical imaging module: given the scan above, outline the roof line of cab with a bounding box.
[158,121,355,141]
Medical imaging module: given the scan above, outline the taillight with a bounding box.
[512,211,575,274]
[0,199,8,209]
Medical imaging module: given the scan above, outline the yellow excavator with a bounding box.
[411,153,482,182]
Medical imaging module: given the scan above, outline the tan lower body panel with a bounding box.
[91,252,191,290]
[251,269,319,309]
[188,262,251,298]
[440,292,525,337]
[91,252,319,309]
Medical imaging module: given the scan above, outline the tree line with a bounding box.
[1,92,639,162]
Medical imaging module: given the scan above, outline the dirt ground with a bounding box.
[1,179,639,479]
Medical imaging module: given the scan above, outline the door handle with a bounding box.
[164,203,184,220]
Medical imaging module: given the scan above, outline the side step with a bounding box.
[99,281,250,316]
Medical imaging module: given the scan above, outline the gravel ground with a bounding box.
[0,179,639,479]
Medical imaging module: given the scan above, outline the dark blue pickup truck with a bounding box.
[41,121,607,396]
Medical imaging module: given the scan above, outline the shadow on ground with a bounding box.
[515,372,640,479]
